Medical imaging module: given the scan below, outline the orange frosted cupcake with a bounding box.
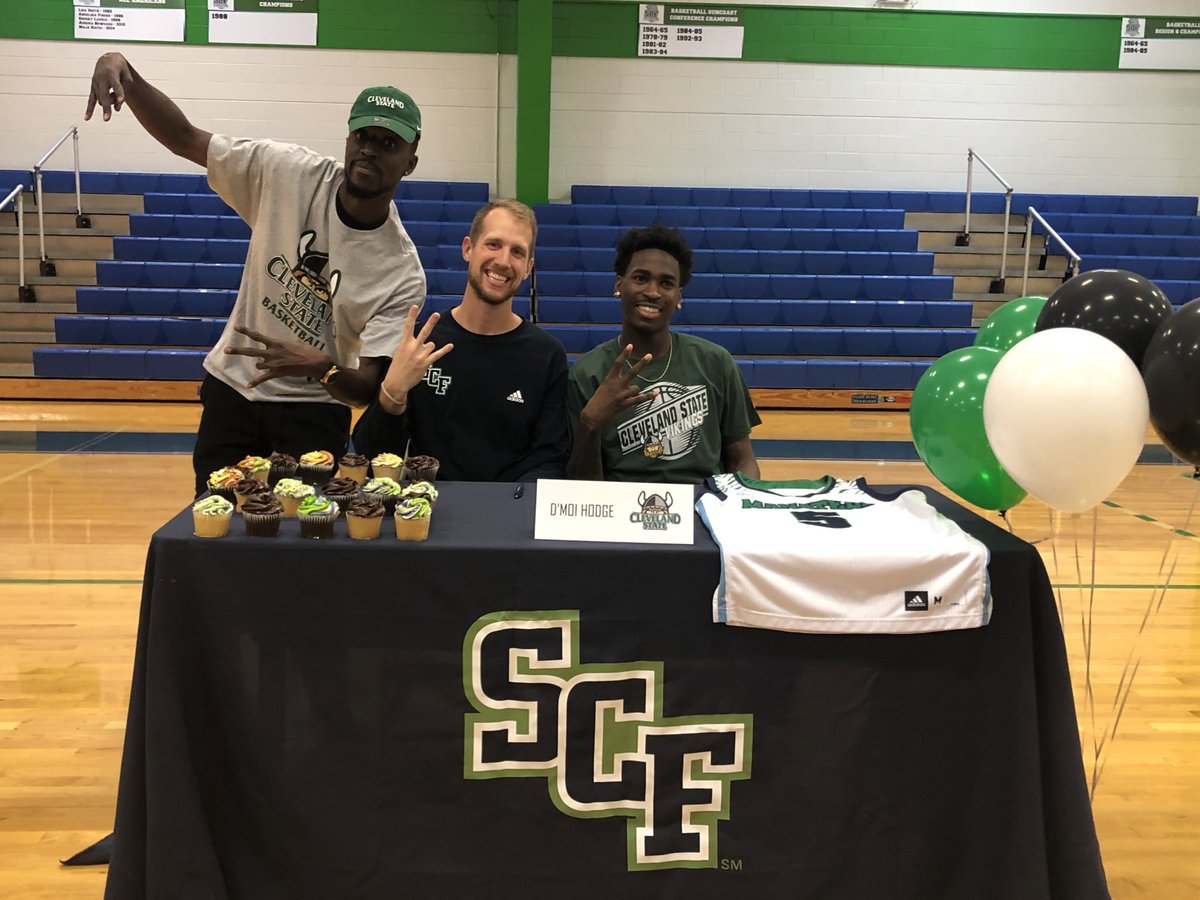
[299,450,335,485]
[207,466,245,503]
[236,455,272,483]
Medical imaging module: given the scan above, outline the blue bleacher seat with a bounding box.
[145,350,207,380]
[33,347,90,378]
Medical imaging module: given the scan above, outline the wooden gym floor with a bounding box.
[0,400,1196,898]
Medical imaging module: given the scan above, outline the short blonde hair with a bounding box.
[468,199,538,249]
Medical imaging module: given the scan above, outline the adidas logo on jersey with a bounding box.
[506,390,524,404]
[903,591,929,611]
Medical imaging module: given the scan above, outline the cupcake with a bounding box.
[371,452,404,481]
[274,477,315,518]
[403,454,440,483]
[394,496,432,541]
[233,477,271,511]
[235,455,272,483]
[207,466,245,503]
[321,476,361,516]
[267,451,298,486]
[241,494,284,537]
[299,450,336,485]
[346,495,386,541]
[363,476,404,513]
[192,495,234,538]
[401,480,439,507]
[297,494,338,539]
[338,452,370,485]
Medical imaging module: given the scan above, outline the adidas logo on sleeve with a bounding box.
[696,474,992,635]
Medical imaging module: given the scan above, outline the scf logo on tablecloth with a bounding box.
[463,611,753,871]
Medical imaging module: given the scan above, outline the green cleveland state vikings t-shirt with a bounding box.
[566,332,761,483]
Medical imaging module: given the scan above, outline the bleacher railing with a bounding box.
[31,126,92,277]
[956,148,1013,293]
[1,184,35,302]
[1022,207,1080,297]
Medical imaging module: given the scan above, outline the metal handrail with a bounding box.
[1,184,34,301]
[31,125,91,275]
[957,148,1014,293]
[1022,207,1081,297]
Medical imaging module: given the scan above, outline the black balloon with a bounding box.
[1036,269,1173,367]
[1142,298,1200,465]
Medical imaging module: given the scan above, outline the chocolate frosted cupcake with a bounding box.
[299,450,336,486]
[346,495,386,541]
[267,452,298,486]
[241,494,284,537]
[338,452,370,485]
[274,477,315,518]
[236,455,272,483]
[403,454,440,483]
[297,494,338,539]
[207,466,245,503]
[233,477,271,511]
[371,452,403,481]
[321,476,361,517]
[363,476,404,513]
[192,495,234,538]
[394,496,432,541]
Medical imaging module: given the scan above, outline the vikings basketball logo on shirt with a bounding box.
[262,230,342,351]
[617,381,709,461]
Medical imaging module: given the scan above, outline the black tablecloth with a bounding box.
[105,483,1108,899]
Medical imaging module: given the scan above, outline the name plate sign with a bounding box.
[534,479,694,545]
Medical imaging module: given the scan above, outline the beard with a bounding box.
[468,270,517,306]
[343,177,390,201]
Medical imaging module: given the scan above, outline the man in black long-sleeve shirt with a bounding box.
[351,200,569,481]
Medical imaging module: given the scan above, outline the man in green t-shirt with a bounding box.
[566,224,761,483]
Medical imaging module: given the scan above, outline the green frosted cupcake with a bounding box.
[297,494,338,539]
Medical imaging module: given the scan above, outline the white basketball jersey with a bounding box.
[697,475,992,635]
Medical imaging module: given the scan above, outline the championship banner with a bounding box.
[74,0,185,43]
[1119,17,1200,70]
[208,0,318,47]
[637,4,744,59]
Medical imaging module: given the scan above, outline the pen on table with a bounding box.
[513,484,524,499]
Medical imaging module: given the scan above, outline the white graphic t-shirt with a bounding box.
[204,136,425,402]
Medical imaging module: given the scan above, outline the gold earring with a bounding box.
[613,290,620,297]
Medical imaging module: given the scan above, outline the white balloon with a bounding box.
[983,328,1149,514]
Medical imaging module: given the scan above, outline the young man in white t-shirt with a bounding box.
[87,53,427,495]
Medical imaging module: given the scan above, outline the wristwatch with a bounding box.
[319,364,340,385]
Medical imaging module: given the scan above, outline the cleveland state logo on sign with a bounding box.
[463,611,753,871]
[629,491,682,531]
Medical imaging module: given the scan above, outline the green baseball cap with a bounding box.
[348,86,421,143]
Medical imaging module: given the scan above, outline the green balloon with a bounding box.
[910,347,1027,511]
[974,295,1047,353]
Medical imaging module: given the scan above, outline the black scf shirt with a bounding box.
[352,312,569,481]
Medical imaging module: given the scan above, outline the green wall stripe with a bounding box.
[0,3,1131,71]
[0,0,511,53]
[553,4,1121,71]
[516,0,552,206]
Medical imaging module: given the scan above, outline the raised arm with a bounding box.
[85,52,211,167]
[566,346,655,481]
